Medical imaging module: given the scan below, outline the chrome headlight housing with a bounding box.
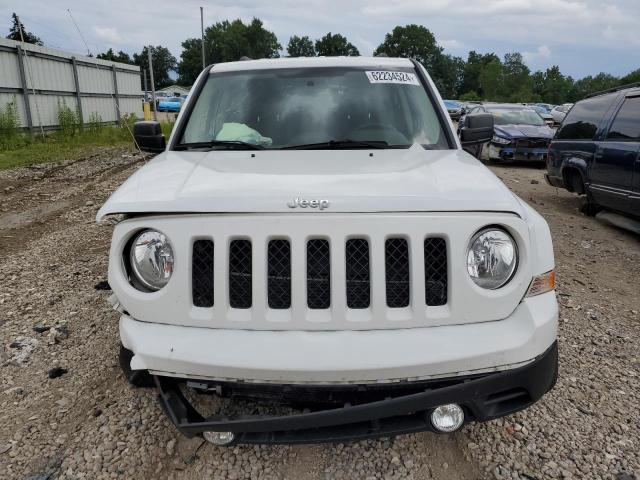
[492,135,512,145]
[128,229,174,291]
[466,227,518,289]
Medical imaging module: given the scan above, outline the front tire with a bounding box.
[119,344,154,388]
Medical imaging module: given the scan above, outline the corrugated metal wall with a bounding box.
[0,38,142,129]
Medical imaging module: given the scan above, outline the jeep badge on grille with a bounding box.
[287,197,330,210]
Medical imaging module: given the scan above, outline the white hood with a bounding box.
[97,145,523,220]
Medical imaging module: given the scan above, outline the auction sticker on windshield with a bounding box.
[366,71,420,86]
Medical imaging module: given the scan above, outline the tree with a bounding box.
[176,38,204,85]
[432,54,465,99]
[460,51,499,98]
[479,59,503,100]
[374,25,442,73]
[287,35,315,57]
[568,73,619,101]
[315,33,359,56]
[6,13,42,45]
[501,52,532,102]
[97,48,133,64]
[177,18,281,85]
[133,45,177,89]
[619,68,640,86]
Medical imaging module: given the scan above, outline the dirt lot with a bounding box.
[0,148,638,480]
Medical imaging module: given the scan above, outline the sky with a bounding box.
[1,0,638,79]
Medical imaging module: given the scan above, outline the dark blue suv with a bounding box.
[546,84,640,218]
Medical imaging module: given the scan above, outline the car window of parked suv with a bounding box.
[606,96,640,141]
[555,95,615,140]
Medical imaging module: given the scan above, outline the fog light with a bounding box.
[431,404,465,432]
[203,431,235,445]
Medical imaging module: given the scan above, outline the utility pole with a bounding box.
[147,50,157,122]
[200,7,206,70]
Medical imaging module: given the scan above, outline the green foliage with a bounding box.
[177,18,281,85]
[133,45,177,89]
[315,33,359,56]
[176,38,204,86]
[57,100,79,138]
[6,12,42,45]
[86,112,103,135]
[374,25,441,72]
[120,112,137,133]
[97,48,133,64]
[287,35,315,57]
[0,97,21,149]
[459,91,481,101]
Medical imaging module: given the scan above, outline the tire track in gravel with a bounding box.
[0,148,147,257]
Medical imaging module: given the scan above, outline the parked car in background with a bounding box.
[443,99,463,121]
[534,103,553,113]
[460,104,554,162]
[551,104,573,125]
[529,105,555,128]
[546,84,640,218]
[157,96,185,112]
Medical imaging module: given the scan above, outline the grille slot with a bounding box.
[346,238,370,309]
[385,238,410,308]
[192,240,214,307]
[424,238,447,306]
[307,239,331,309]
[267,239,291,309]
[229,239,252,309]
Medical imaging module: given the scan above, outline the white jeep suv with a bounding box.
[99,57,558,445]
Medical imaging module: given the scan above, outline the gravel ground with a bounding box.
[0,150,638,480]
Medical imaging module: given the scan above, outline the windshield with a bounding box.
[444,100,460,109]
[178,67,449,150]
[488,108,546,126]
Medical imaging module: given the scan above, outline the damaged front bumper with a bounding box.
[489,143,548,161]
[155,342,558,445]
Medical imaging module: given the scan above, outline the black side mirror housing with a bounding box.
[134,121,166,153]
[459,113,494,145]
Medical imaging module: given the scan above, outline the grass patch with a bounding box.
[0,114,175,170]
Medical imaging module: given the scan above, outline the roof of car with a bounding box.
[210,56,414,73]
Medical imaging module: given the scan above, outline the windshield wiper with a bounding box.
[174,140,265,151]
[281,139,389,150]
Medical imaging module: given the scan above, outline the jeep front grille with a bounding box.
[385,238,410,308]
[345,239,371,309]
[192,240,214,308]
[192,236,447,311]
[267,239,291,309]
[229,239,252,309]
[307,239,331,309]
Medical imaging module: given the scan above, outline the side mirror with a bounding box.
[459,113,494,145]
[134,121,166,153]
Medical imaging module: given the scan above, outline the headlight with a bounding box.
[492,135,511,145]
[466,228,518,289]
[129,229,174,291]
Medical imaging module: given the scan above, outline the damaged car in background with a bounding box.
[461,104,554,162]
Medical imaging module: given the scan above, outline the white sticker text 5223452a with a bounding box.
[365,71,420,86]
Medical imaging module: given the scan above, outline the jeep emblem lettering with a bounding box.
[287,197,330,210]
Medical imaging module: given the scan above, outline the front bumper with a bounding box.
[155,342,558,444]
[489,144,548,161]
[120,292,558,384]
